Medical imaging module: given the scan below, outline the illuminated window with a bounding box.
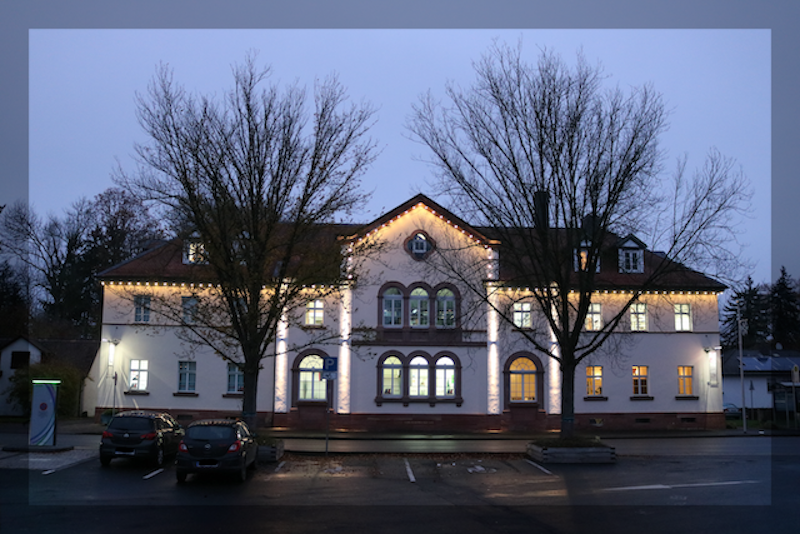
[129,359,149,391]
[382,356,403,397]
[586,366,603,396]
[305,300,324,326]
[407,232,433,259]
[183,239,207,264]
[574,249,600,272]
[678,366,694,395]
[409,288,429,327]
[178,361,196,392]
[409,356,429,397]
[510,357,537,402]
[585,303,602,331]
[513,302,532,329]
[435,357,456,398]
[298,355,326,401]
[182,296,198,324]
[674,304,692,331]
[630,302,647,331]
[435,289,456,328]
[134,295,150,323]
[632,365,649,395]
[227,363,244,393]
[382,288,403,327]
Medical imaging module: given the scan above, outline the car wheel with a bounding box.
[100,455,112,467]
[176,471,187,483]
[154,446,165,467]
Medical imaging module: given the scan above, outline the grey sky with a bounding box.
[27,29,771,282]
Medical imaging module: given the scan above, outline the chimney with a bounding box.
[533,191,549,229]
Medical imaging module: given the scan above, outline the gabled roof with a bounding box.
[342,194,498,246]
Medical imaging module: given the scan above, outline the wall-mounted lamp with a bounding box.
[102,338,120,367]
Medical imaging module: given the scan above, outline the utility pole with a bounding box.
[737,300,747,433]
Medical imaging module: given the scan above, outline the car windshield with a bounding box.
[108,417,154,432]
[187,425,236,441]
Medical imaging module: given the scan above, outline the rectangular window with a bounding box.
[574,249,600,272]
[184,240,207,264]
[678,366,694,395]
[632,365,648,395]
[586,366,603,396]
[10,351,30,369]
[182,296,198,324]
[227,363,244,393]
[305,300,324,326]
[134,295,151,323]
[674,303,692,331]
[630,303,648,331]
[130,359,149,391]
[178,361,196,392]
[619,249,643,273]
[513,302,532,329]
[409,297,429,327]
[585,303,602,331]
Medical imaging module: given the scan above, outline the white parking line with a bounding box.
[42,469,56,475]
[403,458,416,483]
[275,461,286,473]
[143,468,164,480]
[603,480,761,492]
[524,459,554,476]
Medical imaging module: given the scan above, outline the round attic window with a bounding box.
[406,232,435,260]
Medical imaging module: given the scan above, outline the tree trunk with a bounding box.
[559,357,577,438]
[241,352,260,430]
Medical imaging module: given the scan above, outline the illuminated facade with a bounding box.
[90,194,726,432]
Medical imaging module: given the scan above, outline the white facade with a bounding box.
[92,195,725,432]
[0,338,43,416]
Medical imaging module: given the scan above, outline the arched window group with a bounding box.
[376,352,462,406]
[379,283,459,329]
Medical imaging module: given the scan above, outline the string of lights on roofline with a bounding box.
[99,280,721,296]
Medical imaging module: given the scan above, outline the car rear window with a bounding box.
[187,425,236,441]
[108,417,154,432]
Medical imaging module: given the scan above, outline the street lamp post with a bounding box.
[736,301,747,433]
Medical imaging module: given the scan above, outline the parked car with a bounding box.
[175,419,258,483]
[99,411,184,467]
[723,403,742,419]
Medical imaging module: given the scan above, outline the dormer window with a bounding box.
[574,241,599,272]
[183,238,208,264]
[617,235,646,273]
[405,231,435,260]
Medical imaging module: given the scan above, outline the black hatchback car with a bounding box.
[175,419,258,483]
[99,411,184,467]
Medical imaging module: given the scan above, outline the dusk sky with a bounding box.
[27,29,771,283]
[2,2,796,289]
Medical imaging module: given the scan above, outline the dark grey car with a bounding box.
[175,419,258,483]
[99,411,184,467]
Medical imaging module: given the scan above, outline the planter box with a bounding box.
[527,442,615,464]
[258,440,284,463]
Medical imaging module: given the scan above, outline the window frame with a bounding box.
[632,365,649,396]
[508,356,538,404]
[129,359,149,391]
[619,248,644,273]
[674,303,692,331]
[305,299,325,327]
[408,355,430,397]
[297,354,327,402]
[177,361,196,393]
[181,295,198,324]
[409,288,430,328]
[382,287,403,327]
[512,302,532,329]
[585,365,604,397]
[630,302,648,331]
[435,356,457,398]
[678,365,694,396]
[375,351,462,406]
[226,362,244,394]
[435,288,456,328]
[585,303,602,331]
[134,295,151,323]
[380,355,403,399]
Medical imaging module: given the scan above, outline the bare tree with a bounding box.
[116,55,378,427]
[408,43,750,437]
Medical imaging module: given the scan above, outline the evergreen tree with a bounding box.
[720,276,769,349]
[770,266,800,349]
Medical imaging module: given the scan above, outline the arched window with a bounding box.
[298,355,326,401]
[409,288,429,327]
[382,356,403,397]
[383,288,403,327]
[435,356,456,398]
[435,289,456,328]
[409,356,429,397]
[509,357,537,402]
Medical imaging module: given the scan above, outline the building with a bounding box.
[91,194,726,432]
[722,348,800,423]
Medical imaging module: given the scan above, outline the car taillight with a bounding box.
[102,431,113,439]
[227,440,242,453]
[178,440,187,452]
[141,432,157,440]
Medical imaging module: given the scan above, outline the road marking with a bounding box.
[42,469,56,475]
[143,468,164,480]
[524,459,554,476]
[403,458,416,483]
[603,480,761,492]
[275,461,286,473]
